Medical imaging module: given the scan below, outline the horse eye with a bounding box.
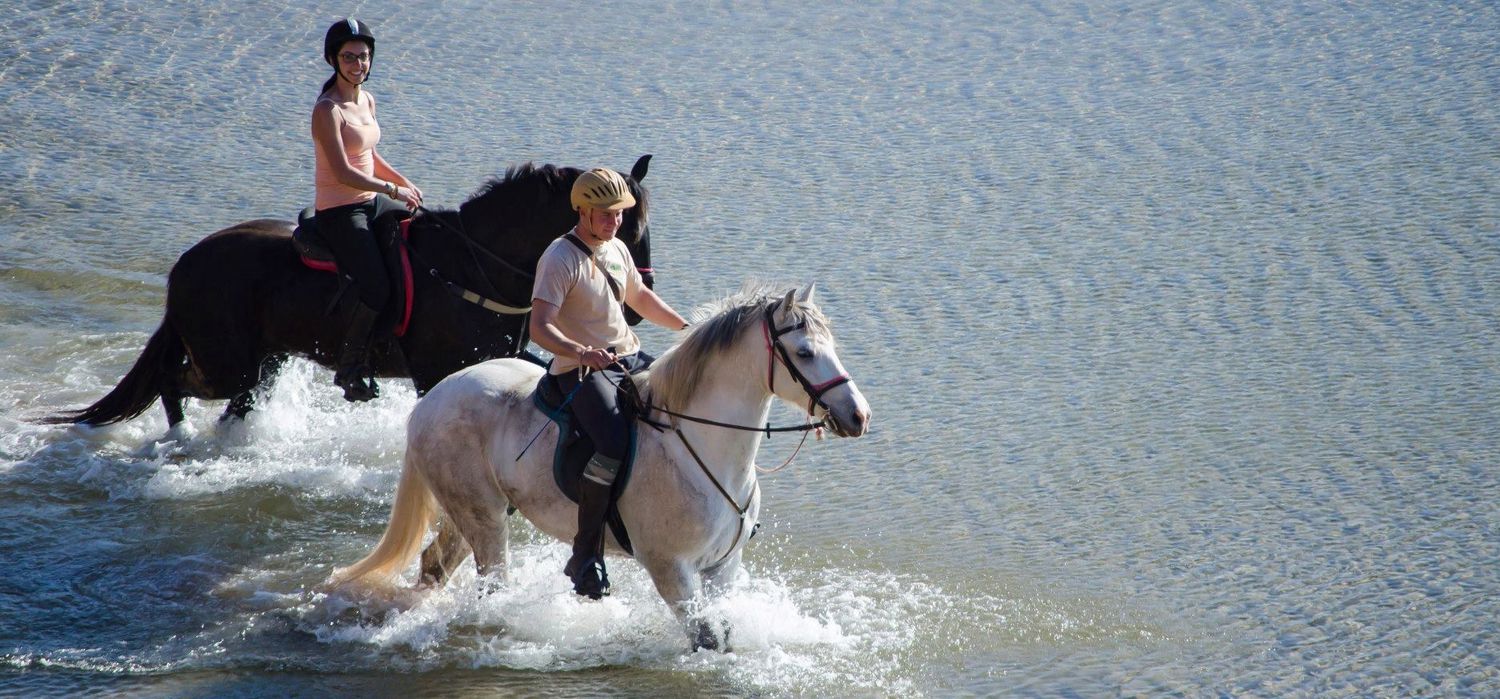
[796,348,814,359]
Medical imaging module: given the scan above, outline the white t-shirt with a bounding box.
[531,230,643,374]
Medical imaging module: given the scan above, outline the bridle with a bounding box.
[634,299,852,436]
[762,303,851,422]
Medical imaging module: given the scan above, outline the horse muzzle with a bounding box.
[822,404,871,438]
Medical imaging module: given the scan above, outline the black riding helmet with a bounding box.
[323,19,375,86]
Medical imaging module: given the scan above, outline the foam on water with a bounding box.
[8,353,417,502]
[251,539,1158,695]
[291,542,917,692]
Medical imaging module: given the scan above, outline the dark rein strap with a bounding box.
[642,399,825,436]
[402,205,533,317]
[415,205,535,280]
[594,365,824,437]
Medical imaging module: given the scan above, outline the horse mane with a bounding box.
[457,162,580,224]
[647,283,831,411]
[455,161,649,244]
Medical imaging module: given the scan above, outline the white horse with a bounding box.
[328,284,871,650]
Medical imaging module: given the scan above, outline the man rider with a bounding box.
[528,167,690,599]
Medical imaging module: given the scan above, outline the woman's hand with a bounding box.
[393,183,423,210]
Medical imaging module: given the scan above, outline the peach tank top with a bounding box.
[313,95,382,210]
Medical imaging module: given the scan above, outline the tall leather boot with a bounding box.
[333,301,381,402]
[564,455,619,599]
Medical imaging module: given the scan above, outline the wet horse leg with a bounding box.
[219,354,288,422]
[644,557,724,652]
[160,392,186,427]
[432,490,512,588]
[697,551,744,651]
[418,518,473,588]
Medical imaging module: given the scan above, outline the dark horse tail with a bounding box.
[40,321,183,426]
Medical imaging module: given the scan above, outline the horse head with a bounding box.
[765,284,871,438]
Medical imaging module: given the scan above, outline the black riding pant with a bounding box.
[554,351,654,462]
[315,195,405,311]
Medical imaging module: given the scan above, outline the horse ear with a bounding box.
[797,283,816,305]
[631,154,652,181]
[781,288,797,315]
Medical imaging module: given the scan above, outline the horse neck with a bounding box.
[427,207,550,300]
[458,188,576,261]
[667,335,776,494]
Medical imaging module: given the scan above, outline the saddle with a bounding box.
[291,206,416,337]
[532,371,639,556]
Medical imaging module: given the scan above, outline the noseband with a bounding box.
[763,304,850,419]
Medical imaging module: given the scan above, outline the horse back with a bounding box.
[405,359,570,522]
[168,219,297,290]
[165,218,342,365]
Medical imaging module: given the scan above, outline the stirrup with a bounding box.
[564,555,610,600]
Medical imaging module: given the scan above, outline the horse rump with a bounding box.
[39,320,184,426]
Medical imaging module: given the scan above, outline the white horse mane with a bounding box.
[647,283,832,411]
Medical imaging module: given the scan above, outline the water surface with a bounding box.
[3,0,1498,696]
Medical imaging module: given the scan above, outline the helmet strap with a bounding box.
[576,211,600,244]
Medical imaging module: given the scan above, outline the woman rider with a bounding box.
[311,18,424,401]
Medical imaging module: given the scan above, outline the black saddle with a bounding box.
[291,205,413,267]
[533,372,639,556]
[291,206,416,339]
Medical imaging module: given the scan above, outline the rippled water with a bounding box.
[3,0,1499,696]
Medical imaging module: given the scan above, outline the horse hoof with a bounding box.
[692,621,730,652]
[338,379,379,402]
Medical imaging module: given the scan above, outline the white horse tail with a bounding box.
[327,462,437,590]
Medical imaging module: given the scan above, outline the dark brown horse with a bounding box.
[45,155,657,428]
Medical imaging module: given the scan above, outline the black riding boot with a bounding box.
[564,457,618,599]
[333,301,381,402]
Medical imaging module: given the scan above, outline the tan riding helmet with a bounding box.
[571,168,636,212]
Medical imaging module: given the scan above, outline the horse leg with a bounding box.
[418,518,473,588]
[643,558,723,652]
[697,551,745,652]
[160,392,185,427]
[436,492,512,588]
[219,354,288,423]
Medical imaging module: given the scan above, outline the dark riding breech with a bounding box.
[553,351,654,463]
[315,195,406,310]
